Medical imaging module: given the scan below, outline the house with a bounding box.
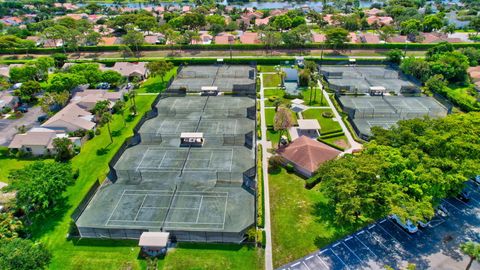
[191,31,213,45]
[108,62,149,80]
[41,103,96,132]
[144,35,161,45]
[364,8,383,17]
[43,39,63,48]
[0,91,18,109]
[214,33,235,45]
[99,37,122,46]
[255,17,271,26]
[8,128,80,156]
[468,67,480,91]
[360,33,381,44]
[366,16,393,26]
[71,89,122,111]
[0,65,11,78]
[277,136,341,177]
[312,33,326,43]
[240,32,260,44]
[419,32,462,44]
[182,6,191,13]
[387,35,408,43]
[348,32,359,43]
[64,13,88,21]
[26,36,42,46]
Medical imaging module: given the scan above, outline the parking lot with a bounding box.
[0,106,42,146]
[280,181,480,270]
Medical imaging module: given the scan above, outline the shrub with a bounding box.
[322,111,334,118]
[268,96,279,102]
[285,163,295,173]
[305,173,322,189]
[87,129,95,139]
[94,129,101,135]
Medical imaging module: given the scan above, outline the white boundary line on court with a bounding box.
[105,190,126,226]
[222,193,229,230]
[135,148,152,172]
[195,196,203,223]
[133,195,148,221]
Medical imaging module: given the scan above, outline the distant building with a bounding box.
[8,128,80,156]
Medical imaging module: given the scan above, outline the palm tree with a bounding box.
[460,241,480,270]
[308,78,316,105]
[128,90,137,115]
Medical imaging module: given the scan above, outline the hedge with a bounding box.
[3,42,480,54]
[256,144,265,228]
[320,128,344,136]
[317,137,345,151]
[305,173,322,189]
[319,131,345,139]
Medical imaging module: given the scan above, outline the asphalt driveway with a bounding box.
[0,106,42,146]
[279,181,480,270]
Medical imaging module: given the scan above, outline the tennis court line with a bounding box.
[105,190,127,226]
[133,194,148,221]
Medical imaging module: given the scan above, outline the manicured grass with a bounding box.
[0,147,53,184]
[264,88,286,107]
[269,168,360,268]
[302,109,342,134]
[258,66,277,73]
[301,87,328,106]
[265,108,298,127]
[15,70,261,269]
[159,243,263,270]
[263,73,282,88]
[266,129,282,146]
[322,134,349,150]
[137,67,178,93]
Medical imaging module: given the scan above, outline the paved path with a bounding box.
[318,80,362,153]
[259,73,273,270]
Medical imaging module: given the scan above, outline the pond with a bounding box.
[80,0,386,11]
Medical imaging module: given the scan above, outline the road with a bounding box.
[0,106,42,146]
[259,73,274,270]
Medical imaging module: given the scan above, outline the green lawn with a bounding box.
[269,169,360,267]
[0,148,54,184]
[137,67,178,93]
[321,134,349,150]
[301,87,328,106]
[266,129,282,146]
[264,88,286,107]
[11,71,261,270]
[258,66,277,73]
[265,108,298,127]
[263,73,282,88]
[302,109,342,134]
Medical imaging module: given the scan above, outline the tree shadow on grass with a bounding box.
[28,197,72,240]
[96,147,110,156]
[126,114,136,122]
[176,242,255,252]
[71,237,139,247]
[112,130,122,137]
[143,80,167,93]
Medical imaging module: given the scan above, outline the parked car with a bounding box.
[436,204,449,217]
[16,105,28,113]
[458,190,471,202]
[418,220,430,228]
[390,214,418,233]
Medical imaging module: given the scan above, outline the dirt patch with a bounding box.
[334,139,349,149]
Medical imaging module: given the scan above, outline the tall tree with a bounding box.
[122,30,144,56]
[460,241,480,270]
[7,162,74,219]
[146,60,174,82]
[273,106,294,147]
[52,137,74,162]
[0,238,51,270]
[325,27,350,52]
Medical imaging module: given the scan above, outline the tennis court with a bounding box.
[136,148,233,172]
[76,95,256,242]
[106,189,228,230]
[320,65,418,94]
[168,65,256,93]
[339,96,447,138]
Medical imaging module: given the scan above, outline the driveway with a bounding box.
[279,181,480,270]
[0,106,42,146]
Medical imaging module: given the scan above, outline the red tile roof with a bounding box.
[277,136,341,174]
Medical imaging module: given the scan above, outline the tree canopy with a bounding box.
[313,113,480,225]
[0,238,51,270]
[7,162,74,218]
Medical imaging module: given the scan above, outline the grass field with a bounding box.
[301,87,328,106]
[4,71,261,270]
[269,168,360,268]
[263,73,282,88]
[0,148,53,184]
[302,108,342,134]
[265,108,298,127]
[137,67,177,93]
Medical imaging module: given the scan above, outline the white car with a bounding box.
[390,214,418,233]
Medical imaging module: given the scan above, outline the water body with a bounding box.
[81,0,385,11]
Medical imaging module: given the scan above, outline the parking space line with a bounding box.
[356,230,365,236]
[305,255,313,260]
[386,219,414,239]
[291,262,300,267]
[365,230,391,251]
[442,199,462,212]
[315,255,330,269]
[376,221,405,241]
[354,235,377,257]
[330,249,351,270]
[302,261,311,270]
[342,242,362,262]
[453,197,471,207]
[368,224,376,229]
